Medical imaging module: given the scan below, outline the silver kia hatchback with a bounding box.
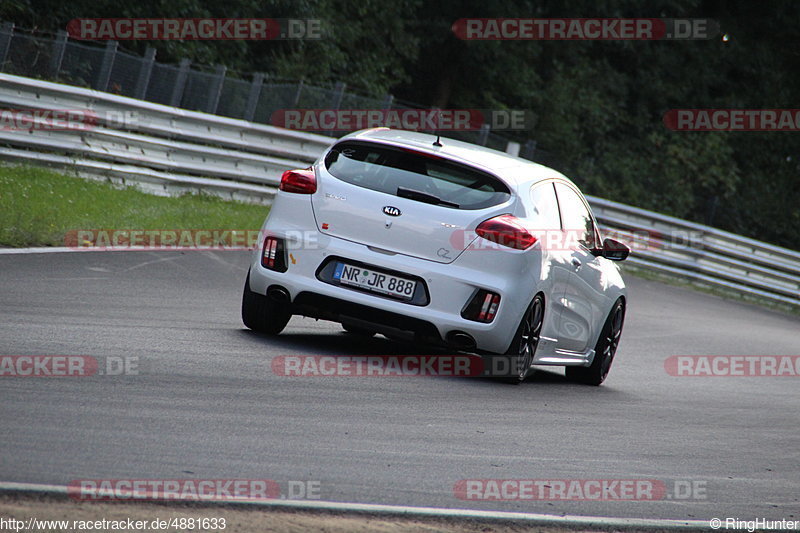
[243,128,630,385]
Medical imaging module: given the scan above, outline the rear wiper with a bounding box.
[396,187,459,208]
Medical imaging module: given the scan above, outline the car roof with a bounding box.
[340,128,573,189]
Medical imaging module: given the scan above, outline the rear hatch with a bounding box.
[311,140,514,263]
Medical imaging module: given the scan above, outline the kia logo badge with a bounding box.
[382,206,402,217]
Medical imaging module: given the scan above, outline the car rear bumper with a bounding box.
[248,228,541,354]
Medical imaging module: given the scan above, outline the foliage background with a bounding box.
[2,0,798,249]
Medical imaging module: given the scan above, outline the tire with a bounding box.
[502,294,545,384]
[342,323,376,337]
[566,299,625,386]
[241,270,291,335]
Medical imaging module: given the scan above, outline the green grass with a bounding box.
[0,165,269,247]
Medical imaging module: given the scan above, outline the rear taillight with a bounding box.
[462,289,501,323]
[261,236,287,272]
[280,169,317,194]
[475,215,537,250]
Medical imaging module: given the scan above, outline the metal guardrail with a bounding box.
[0,72,333,202]
[590,197,800,308]
[0,73,798,309]
[0,22,537,157]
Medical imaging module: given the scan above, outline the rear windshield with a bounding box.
[324,141,511,210]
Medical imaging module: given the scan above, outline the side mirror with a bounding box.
[598,237,630,261]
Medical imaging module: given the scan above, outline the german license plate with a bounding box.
[333,263,416,300]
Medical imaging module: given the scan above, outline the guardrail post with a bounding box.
[170,58,191,107]
[331,81,346,110]
[382,93,394,110]
[477,123,491,146]
[505,141,520,156]
[134,47,156,100]
[244,73,264,121]
[0,22,15,71]
[49,30,68,79]
[522,139,537,160]
[205,64,227,114]
[292,79,305,107]
[705,195,719,227]
[94,40,118,91]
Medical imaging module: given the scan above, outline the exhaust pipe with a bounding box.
[267,285,290,303]
[447,331,476,351]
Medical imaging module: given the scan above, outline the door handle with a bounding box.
[571,258,582,270]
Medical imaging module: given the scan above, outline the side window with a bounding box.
[554,182,597,249]
[529,182,561,231]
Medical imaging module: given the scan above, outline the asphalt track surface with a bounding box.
[1,250,798,523]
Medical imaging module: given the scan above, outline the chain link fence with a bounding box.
[0,22,556,167]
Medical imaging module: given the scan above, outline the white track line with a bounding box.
[0,481,709,530]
